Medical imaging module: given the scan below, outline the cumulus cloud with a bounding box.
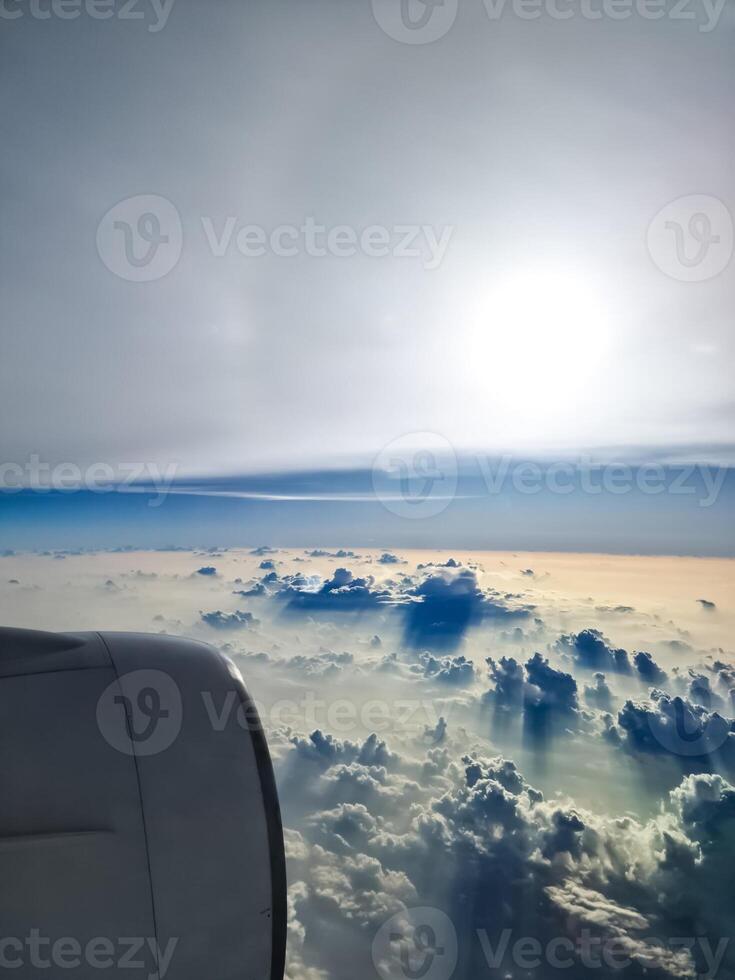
[279,568,393,615]
[285,880,329,980]
[483,653,587,745]
[417,558,462,569]
[558,629,631,673]
[544,881,694,976]
[584,672,614,711]
[306,549,359,559]
[486,656,525,710]
[377,553,404,565]
[237,648,354,678]
[615,690,735,774]
[200,609,259,630]
[277,729,735,980]
[412,652,475,686]
[524,652,579,714]
[424,717,448,744]
[709,661,735,711]
[402,569,531,650]
[634,651,668,685]
[233,582,269,597]
[686,672,724,710]
[290,731,399,772]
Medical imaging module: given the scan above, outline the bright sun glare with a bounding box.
[467,268,612,426]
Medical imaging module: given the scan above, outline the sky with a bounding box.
[2,461,735,554]
[2,0,735,482]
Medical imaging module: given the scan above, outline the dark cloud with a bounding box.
[402,569,530,651]
[279,567,393,615]
[686,672,724,710]
[413,652,475,686]
[233,582,268,597]
[584,672,614,711]
[290,730,397,772]
[521,653,583,752]
[424,717,447,744]
[200,609,259,630]
[616,690,735,774]
[559,628,631,673]
[709,661,735,709]
[634,651,668,685]
[417,558,462,569]
[486,656,525,710]
[195,565,217,576]
[524,653,579,714]
[305,549,359,559]
[484,653,587,747]
[697,599,717,611]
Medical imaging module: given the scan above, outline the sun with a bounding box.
[465,267,612,425]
